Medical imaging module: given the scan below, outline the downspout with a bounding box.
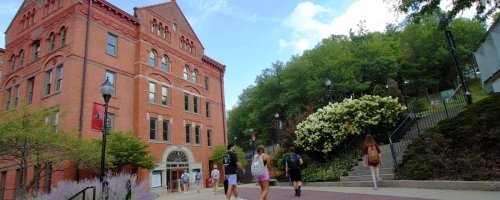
[220,68,227,145]
[76,0,93,181]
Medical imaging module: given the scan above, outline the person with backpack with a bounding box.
[181,169,190,195]
[211,164,220,195]
[194,170,202,193]
[223,144,246,200]
[363,135,382,190]
[285,147,303,197]
[251,145,272,200]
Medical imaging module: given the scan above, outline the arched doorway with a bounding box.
[166,151,188,192]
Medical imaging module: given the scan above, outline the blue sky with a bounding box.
[0,0,410,110]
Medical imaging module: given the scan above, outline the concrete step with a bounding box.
[348,167,393,176]
[354,161,393,169]
[340,174,394,182]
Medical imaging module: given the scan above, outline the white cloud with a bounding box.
[279,0,405,53]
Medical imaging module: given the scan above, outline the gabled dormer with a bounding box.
[134,0,205,57]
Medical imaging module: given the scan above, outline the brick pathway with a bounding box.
[236,187,432,200]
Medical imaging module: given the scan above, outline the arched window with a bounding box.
[192,69,199,83]
[166,151,188,162]
[30,9,35,24]
[9,55,16,72]
[18,50,24,68]
[183,65,190,80]
[149,50,157,67]
[48,32,55,51]
[59,26,66,46]
[151,19,157,33]
[163,26,169,40]
[32,40,40,61]
[161,55,169,71]
[158,23,163,35]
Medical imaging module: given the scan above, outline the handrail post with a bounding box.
[388,137,398,171]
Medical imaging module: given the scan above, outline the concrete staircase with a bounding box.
[336,144,395,187]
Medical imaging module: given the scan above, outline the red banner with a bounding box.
[91,102,104,132]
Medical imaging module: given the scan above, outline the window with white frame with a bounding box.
[13,85,20,108]
[193,96,199,113]
[107,33,117,56]
[192,69,199,83]
[184,93,190,111]
[59,26,66,47]
[105,71,116,96]
[205,76,209,90]
[195,126,201,144]
[4,88,11,111]
[206,102,211,118]
[18,50,24,68]
[150,117,157,140]
[32,40,40,61]
[55,65,63,92]
[48,32,55,52]
[183,65,189,80]
[27,77,34,104]
[161,86,168,105]
[9,55,15,72]
[185,124,191,143]
[162,120,169,142]
[149,82,156,103]
[207,130,212,147]
[161,55,168,71]
[149,50,157,67]
[45,70,52,96]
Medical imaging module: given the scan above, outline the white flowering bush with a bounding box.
[295,95,405,153]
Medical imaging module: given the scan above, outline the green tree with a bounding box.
[106,131,156,170]
[387,0,498,22]
[0,105,88,198]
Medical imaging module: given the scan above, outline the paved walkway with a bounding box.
[156,184,500,200]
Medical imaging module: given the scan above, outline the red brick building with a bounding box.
[0,0,227,198]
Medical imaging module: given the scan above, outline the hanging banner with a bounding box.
[91,102,104,132]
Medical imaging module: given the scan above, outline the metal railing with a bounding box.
[68,186,96,200]
[388,85,468,170]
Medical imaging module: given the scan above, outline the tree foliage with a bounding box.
[106,131,156,170]
[210,145,247,166]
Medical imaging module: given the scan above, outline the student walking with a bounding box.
[363,135,382,190]
[223,144,247,200]
[181,169,190,195]
[194,170,202,193]
[285,147,303,197]
[211,164,220,195]
[251,145,272,200]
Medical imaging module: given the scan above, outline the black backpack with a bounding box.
[287,153,300,170]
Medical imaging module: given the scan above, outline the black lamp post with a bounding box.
[99,77,114,198]
[325,79,333,102]
[437,14,472,105]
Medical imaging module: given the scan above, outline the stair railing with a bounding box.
[68,186,96,200]
[388,97,417,170]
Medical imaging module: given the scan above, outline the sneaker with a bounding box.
[184,192,187,195]
[297,188,301,197]
[236,197,247,200]
[294,189,299,196]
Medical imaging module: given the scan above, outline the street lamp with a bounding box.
[99,77,114,198]
[325,79,333,102]
[437,14,472,105]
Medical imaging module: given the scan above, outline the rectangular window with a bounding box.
[161,86,168,105]
[106,113,114,131]
[13,85,20,108]
[45,70,52,96]
[4,88,11,111]
[105,71,116,96]
[195,126,201,144]
[106,33,118,56]
[27,77,34,104]
[55,65,63,92]
[32,40,40,61]
[185,124,191,143]
[149,82,156,103]
[207,130,212,147]
[206,102,211,118]
[193,96,199,113]
[150,117,157,140]
[152,171,162,188]
[33,166,40,195]
[0,171,6,200]
[45,163,52,193]
[205,76,209,90]
[184,93,190,111]
[162,120,169,142]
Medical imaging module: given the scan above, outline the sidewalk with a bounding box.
[156,184,500,200]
